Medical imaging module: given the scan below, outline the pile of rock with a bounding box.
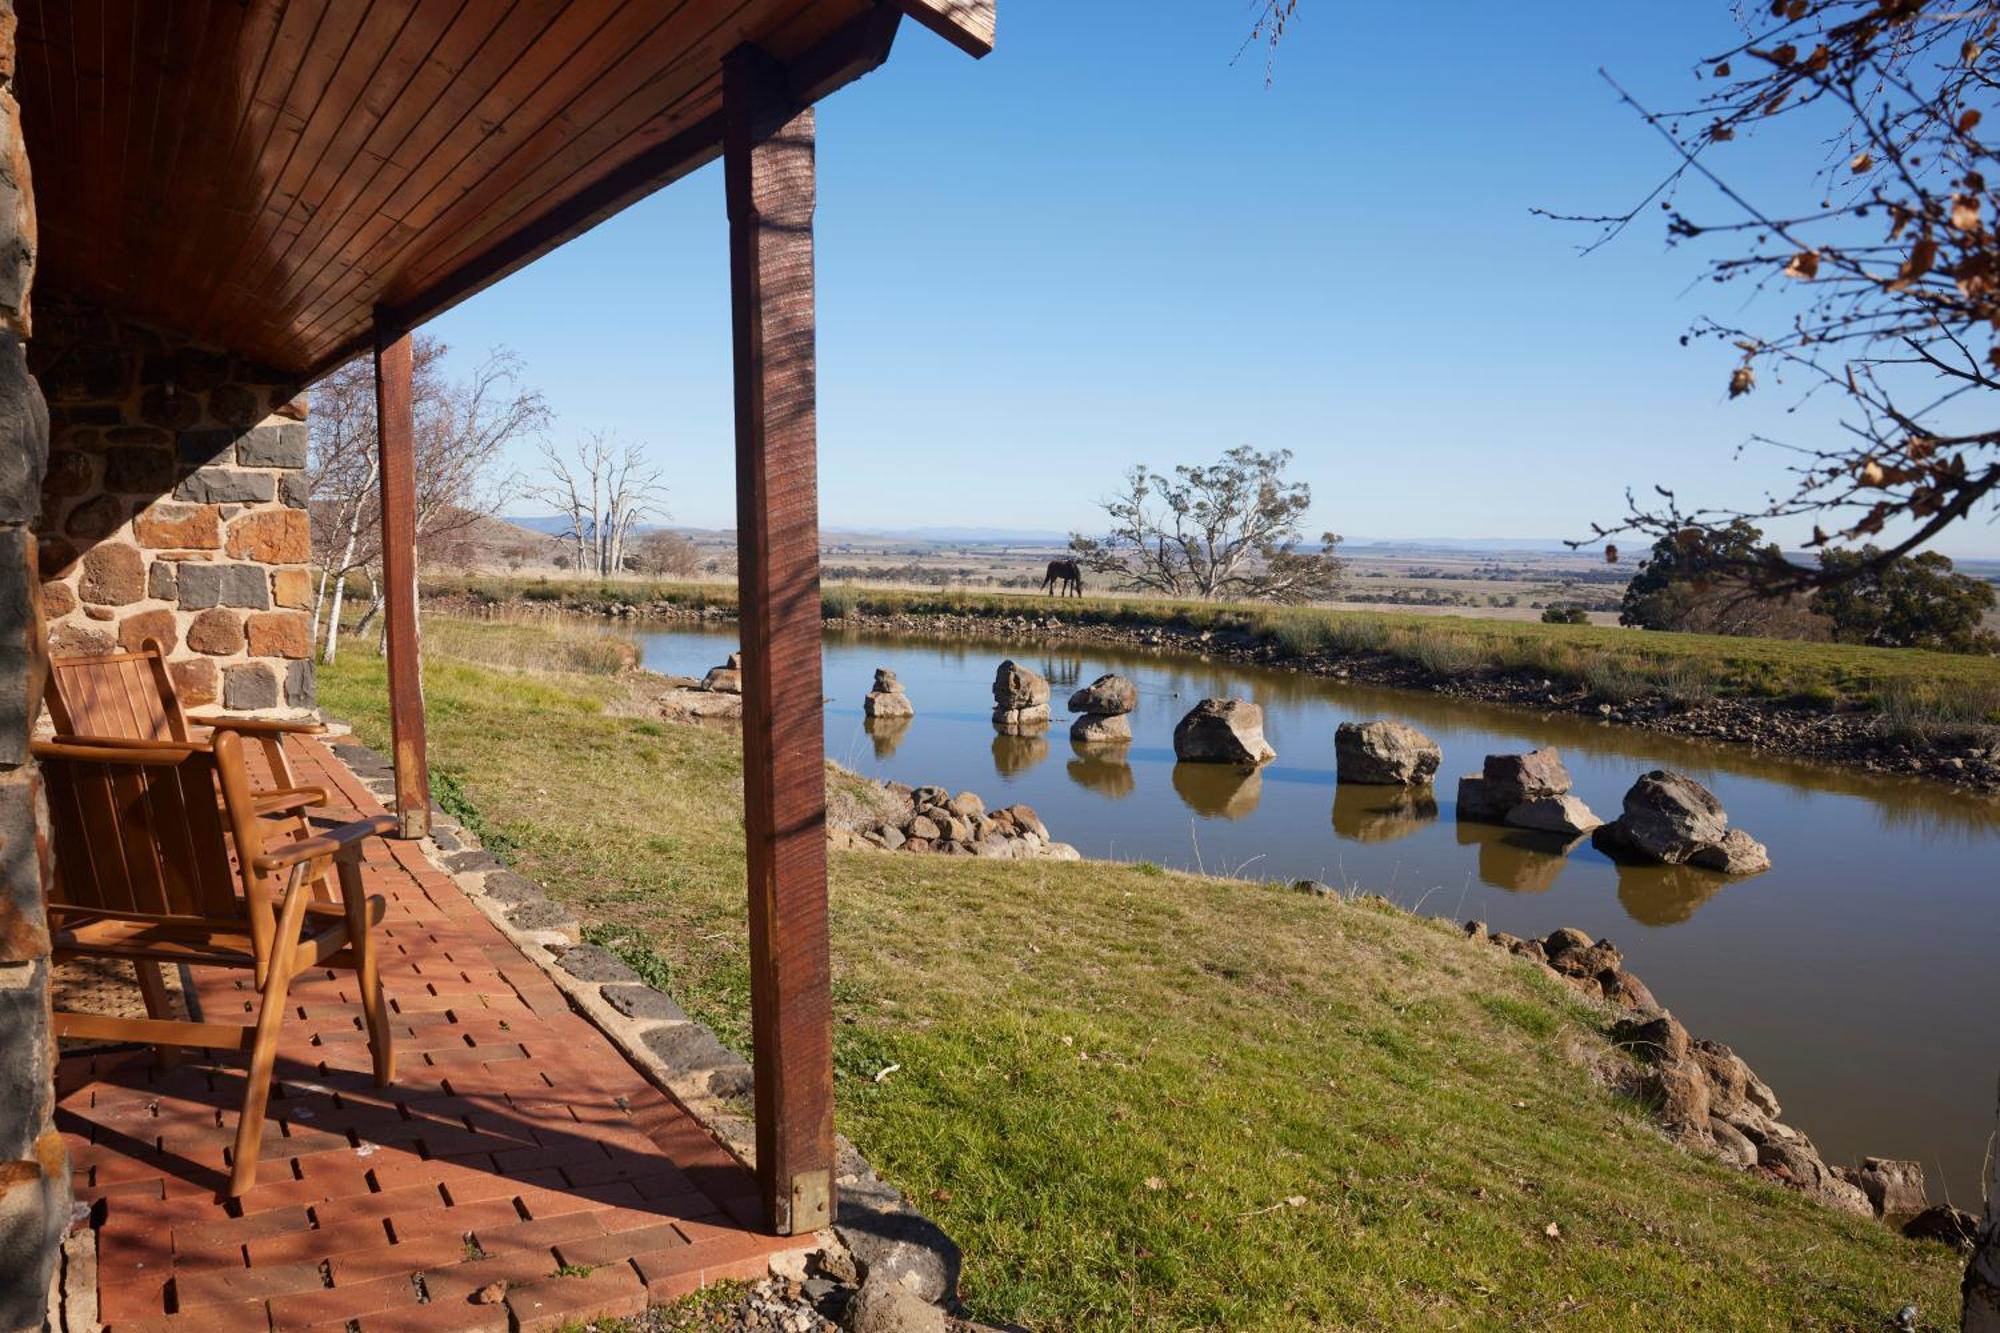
[1068,672,1137,743]
[701,650,743,694]
[1467,922,1976,1243]
[862,667,913,719]
[841,785,1081,861]
[992,659,1051,732]
[1456,747,1601,837]
[1172,697,1276,765]
[1591,770,1770,875]
[1334,720,1440,786]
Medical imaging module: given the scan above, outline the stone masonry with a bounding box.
[0,1,72,1326]
[29,292,313,714]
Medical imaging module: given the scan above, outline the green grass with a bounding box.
[322,626,1969,1330]
[429,573,2000,729]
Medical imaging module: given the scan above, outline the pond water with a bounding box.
[634,621,2000,1202]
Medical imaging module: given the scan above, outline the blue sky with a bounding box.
[425,2,2000,558]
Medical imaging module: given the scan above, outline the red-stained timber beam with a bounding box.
[373,317,430,839]
[724,42,834,1236]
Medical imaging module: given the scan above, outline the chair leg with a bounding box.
[337,850,394,1087]
[132,961,184,1068]
[228,873,309,1198]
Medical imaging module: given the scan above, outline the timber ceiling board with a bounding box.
[18,0,873,378]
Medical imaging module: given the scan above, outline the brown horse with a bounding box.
[1042,558,1083,597]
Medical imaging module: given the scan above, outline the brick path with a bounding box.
[57,737,801,1331]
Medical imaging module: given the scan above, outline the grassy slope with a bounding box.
[430,573,2000,725]
[323,630,1965,1330]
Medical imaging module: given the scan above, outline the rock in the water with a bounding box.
[992,659,1051,709]
[1067,673,1137,716]
[1071,712,1132,743]
[1504,793,1602,835]
[1688,827,1771,875]
[1172,697,1276,765]
[865,688,914,718]
[1455,773,1512,822]
[873,667,903,694]
[1334,720,1441,786]
[1595,770,1772,876]
[993,703,1051,729]
[1854,1157,1928,1226]
[1607,770,1729,862]
[1483,747,1574,804]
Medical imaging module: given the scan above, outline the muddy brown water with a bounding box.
[635,622,2000,1204]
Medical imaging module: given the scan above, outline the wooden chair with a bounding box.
[34,728,396,1197]
[44,637,330,817]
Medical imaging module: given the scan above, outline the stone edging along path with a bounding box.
[321,731,971,1325]
[442,591,2000,797]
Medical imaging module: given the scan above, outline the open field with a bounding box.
[321,620,1968,1330]
[429,574,2000,729]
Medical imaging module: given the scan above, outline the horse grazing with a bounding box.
[1042,558,1083,597]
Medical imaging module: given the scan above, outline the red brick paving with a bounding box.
[58,736,802,1331]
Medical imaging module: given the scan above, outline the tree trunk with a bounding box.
[323,572,348,664]
[309,567,331,649]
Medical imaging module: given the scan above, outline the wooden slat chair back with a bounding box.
[35,729,396,1197]
[45,636,326,798]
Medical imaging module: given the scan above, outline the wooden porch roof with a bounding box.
[16,0,989,379]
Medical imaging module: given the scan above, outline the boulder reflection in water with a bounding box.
[1616,861,1729,926]
[1453,818,1579,894]
[991,728,1051,778]
[863,715,911,760]
[1067,742,1135,799]
[1330,785,1439,843]
[1171,762,1263,820]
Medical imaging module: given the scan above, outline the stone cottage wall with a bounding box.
[29,294,314,713]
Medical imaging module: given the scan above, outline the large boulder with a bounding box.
[1483,747,1574,804]
[992,660,1050,709]
[1593,770,1771,876]
[864,668,914,719]
[1334,720,1441,786]
[1504,793,1601,836]
[1606,770,1727,862]
[1454,774,1512,822]
[1854,1157,1928,1227]
[1172,698,1276,765]
[1071,712,1131,744]
[1067,673,1137,716]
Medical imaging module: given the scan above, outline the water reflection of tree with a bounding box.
[1615,863,1728,927]
[1330,786,1438,844]
[863,716,910,761]
[1067,742,1135,799]
[991,728,1051,778]
[1171,763,1263,820]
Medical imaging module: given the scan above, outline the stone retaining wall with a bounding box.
[29,293,313,712]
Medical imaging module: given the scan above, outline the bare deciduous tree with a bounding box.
[1070,446,1344,603]
[1552,1,2000,593]
[628,528,701,578]
[308,337,545,661]
[526,432,669,578]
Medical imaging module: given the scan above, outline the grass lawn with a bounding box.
[322,622,1968,1330]
[431,573,2000,730]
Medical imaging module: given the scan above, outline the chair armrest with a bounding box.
[31,735,203,764]
[187,713,328,737]
[254,814,396,871]
[254,785,331,815]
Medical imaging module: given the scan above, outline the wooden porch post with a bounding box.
[724,43,835,1236]
[373,317,430,839]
